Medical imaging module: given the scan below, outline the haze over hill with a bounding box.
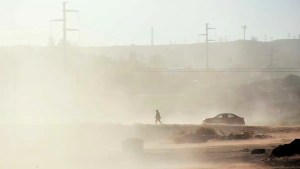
[85,39,300,69]
[0,40,299,125]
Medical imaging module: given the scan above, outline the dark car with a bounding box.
[203,113,245,125]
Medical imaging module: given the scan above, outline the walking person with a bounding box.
[155,109,162,125]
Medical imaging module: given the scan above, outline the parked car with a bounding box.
[203,113,245,125]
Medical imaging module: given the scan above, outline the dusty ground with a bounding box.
[141,141,276,169]
[1,124,299,169]
[130,125,300,169]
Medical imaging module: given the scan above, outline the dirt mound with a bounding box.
[171,127,220,143]
[270,139,300,157]
[170,126,273,143]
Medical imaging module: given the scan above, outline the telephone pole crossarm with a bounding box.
[50,2,80,69]
[199,23,216,69]
[50,2,79,47]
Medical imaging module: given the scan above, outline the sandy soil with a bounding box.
[142,141,273,169]
[133,125,300,169]
[1,124,299,169]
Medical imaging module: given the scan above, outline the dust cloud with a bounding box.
[1,42,300,125]
[0,40,299,169]
[1,0,300,168]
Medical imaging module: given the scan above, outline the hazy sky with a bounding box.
[0,0,300,46]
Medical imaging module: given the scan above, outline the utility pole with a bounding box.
[270,46,274,68]
[242,25,247,40]
[12,55,16,117]
[63,2,67,48]
[151,27,154,46]
[50,2,79,58]
[199,23,215,69]
[269,46,277,69]
[265,34,267,43]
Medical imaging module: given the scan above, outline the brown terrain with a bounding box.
[124,124,300,169]
[1,125,299,169]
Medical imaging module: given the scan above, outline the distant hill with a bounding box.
[84,39,300,69]
[2,39,300,69]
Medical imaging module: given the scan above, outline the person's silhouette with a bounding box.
[155,110,162,125]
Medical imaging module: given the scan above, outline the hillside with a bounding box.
[85,39,300,69]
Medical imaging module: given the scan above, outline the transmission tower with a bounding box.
[199,23,216,69]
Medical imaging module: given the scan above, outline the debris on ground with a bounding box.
[270,139,300,158]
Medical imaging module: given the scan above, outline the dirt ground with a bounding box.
[126,125,300,169]
[141,141,275,169]
[1,124,299,169]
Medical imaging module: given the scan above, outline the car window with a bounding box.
[217,115,223,118]
[228,114,235,118]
